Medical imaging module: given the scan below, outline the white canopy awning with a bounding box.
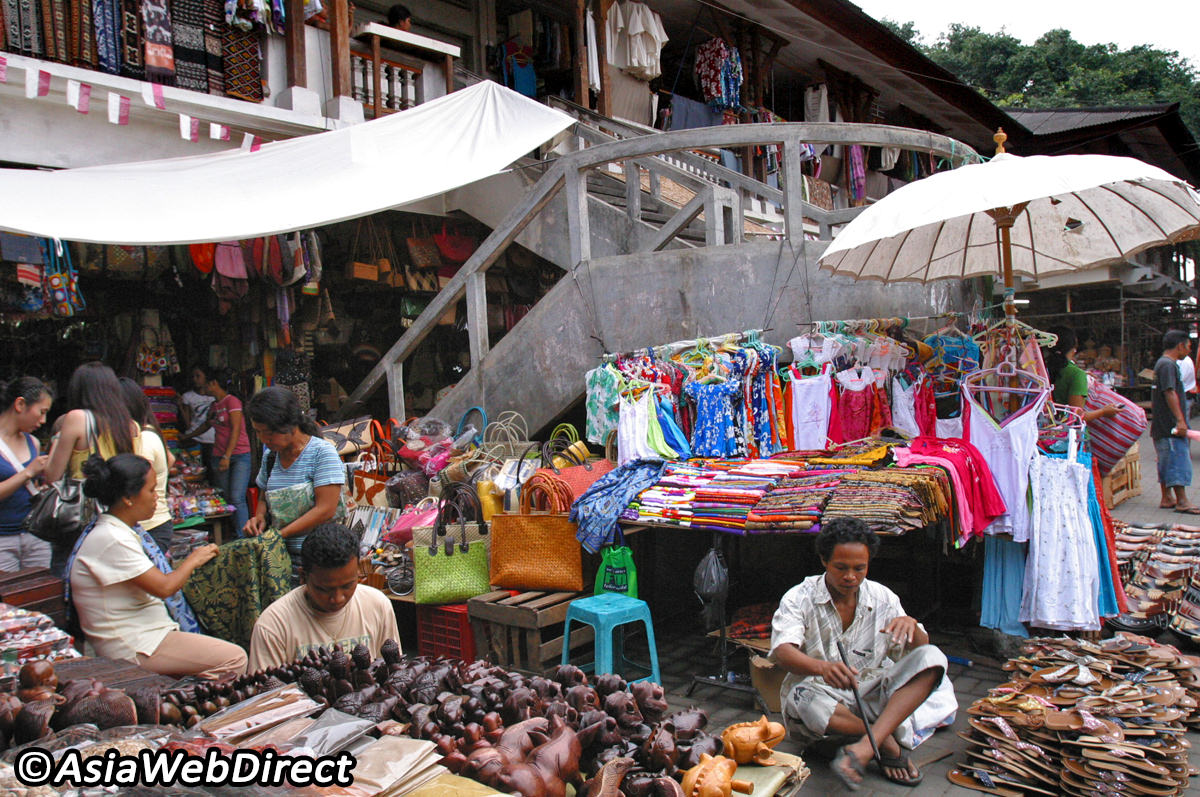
[0,81,575,245]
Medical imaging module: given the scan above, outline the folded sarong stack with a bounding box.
[950,634,1200,796]
[744,468,859,532]
[820,467,950,535]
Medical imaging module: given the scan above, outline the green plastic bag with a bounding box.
[595,535,637,599]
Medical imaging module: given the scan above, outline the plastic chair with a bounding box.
[561,593,661,685]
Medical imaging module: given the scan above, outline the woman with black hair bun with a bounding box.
[0,377,53,570]
[70,453,246,678]
[119,377,176,555]
[244,387,345,565]
[1045,329,1122,422]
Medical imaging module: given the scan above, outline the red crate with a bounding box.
[416,603,476,661]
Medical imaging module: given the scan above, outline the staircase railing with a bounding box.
[338,122,980,419]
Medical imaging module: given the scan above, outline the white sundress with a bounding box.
[1019,444,1100,631]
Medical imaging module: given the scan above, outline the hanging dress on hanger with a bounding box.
[788,367,833,451]
[1020,437,1101,631]
[835,365,875,441]
[891,376,922,438]
[617,389,657,465]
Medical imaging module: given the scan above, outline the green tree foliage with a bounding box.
[879,20,1200,139]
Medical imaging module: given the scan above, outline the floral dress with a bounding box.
[585,366,621,445]
[685,379,740,457]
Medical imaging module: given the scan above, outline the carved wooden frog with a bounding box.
[680,754,753,797]
[720,715,785,766]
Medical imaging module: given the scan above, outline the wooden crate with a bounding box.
[468,590,593,674]
[1102,443,1142,509]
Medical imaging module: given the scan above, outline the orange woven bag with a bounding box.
[488,472,583,592]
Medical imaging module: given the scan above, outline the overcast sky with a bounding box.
[851,0,1200,69]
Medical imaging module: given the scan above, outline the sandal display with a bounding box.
[947,633,1199,795]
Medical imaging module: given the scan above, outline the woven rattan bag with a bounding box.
[489,472,583,592]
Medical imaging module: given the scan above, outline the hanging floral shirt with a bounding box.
[586,366,621,445]
[685,380,740,457]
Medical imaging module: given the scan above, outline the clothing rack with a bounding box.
[796,313,956,331]
[600,328,770,364]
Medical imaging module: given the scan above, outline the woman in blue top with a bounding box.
[243,387,344,562]
[0,377,53,571]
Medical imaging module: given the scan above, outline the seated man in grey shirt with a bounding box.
[769,518,948,789]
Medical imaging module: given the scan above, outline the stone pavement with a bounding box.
[642,427,1200,795]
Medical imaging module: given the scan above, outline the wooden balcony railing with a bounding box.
[351,53,423,116]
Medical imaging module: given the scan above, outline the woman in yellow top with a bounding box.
[120,377,177,555]
[43,362,142,576]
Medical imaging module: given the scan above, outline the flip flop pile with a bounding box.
[948,634,1200,796]
[1110,523,1200,641]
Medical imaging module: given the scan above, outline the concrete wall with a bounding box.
[432,240,975,432]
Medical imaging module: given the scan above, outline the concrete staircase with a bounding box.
[341,115,981,433]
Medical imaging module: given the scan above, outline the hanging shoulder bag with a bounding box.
[413,484,490,605]
[595,525,637,598]
[489,471,583,592]
[23,412,99,546]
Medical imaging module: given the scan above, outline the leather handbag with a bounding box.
[382,496,440,546]
[405,221,443,271]
[413,485,490,605]
[319,415,374,458]
[433,221,476,264]
[385,469,430,509]
[489,472,583,592]
[23,412,98,545]
[536,439,614,501]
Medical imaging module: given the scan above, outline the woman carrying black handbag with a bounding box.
[41,363,142,576]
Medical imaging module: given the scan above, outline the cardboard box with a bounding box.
[750,654,784,713]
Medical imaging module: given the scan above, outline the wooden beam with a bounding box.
[466,271,489,368]
[573,0,588,107]
[565,166,591,265]
[595,0,611,116]
[371,34,382,119]
[643,189,707,252]
[444,53,455,94]
[624,160,641,222]
[328,0,351,100]
[284,0,306,88]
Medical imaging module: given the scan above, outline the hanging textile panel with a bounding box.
[38,0,67,61]
[222,24,260,101]
[92,0,120,73]
[201,0,223,94]
[140,0,175,83]
[69,0,96,66]
[119,0,144,79]
[168,0,206,91]
[4,0,44,57]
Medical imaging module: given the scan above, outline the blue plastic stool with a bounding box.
[561,593,661,685]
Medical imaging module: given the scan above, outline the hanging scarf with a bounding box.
[65,517,202,634]
[570,458,666,553]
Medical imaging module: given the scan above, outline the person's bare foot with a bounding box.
[875,735,922,786]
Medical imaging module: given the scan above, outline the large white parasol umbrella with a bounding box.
[819,132,1200,320]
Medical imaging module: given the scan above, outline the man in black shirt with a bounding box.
[1152,329,1195,511]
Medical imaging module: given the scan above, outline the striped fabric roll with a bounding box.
[1085,378,1147,475]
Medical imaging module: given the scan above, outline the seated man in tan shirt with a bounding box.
[248,522,401,672]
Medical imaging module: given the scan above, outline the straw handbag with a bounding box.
[412,484,486,548]
[413,486,490,605]
[489,472,582,592]
[481,410,534,460]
